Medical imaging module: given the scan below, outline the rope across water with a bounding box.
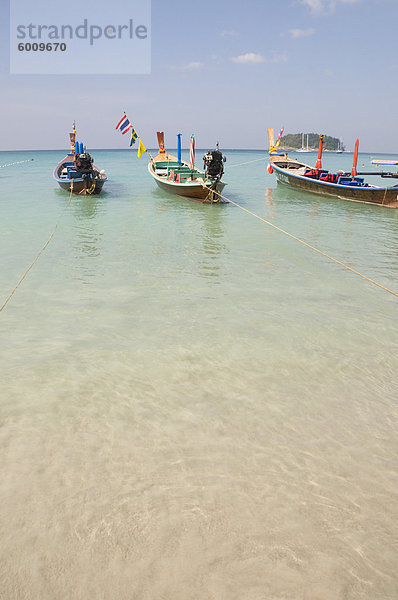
[0,183,74,313]
[0,159,33,169]
[227,157,267,168]
[2,175,396,312]
[203,184,398,299]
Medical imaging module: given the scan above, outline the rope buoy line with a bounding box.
[0,159,33,169]
[0,183,74,313]
[204,184,398,298]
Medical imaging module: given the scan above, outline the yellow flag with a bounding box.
[137,139,146,159]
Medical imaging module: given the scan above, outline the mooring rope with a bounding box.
[0,183,74,313]
[227,157,267,168]
[203,184,398,298]
[0,159,33,169]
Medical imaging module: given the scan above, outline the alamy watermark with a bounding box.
[10,0,151,74]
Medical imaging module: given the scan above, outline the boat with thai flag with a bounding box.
[53,124,107,195]
[148,132,227,203]
[267,128,398,208]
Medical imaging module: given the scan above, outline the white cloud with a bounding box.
[289,27,315,38]
[232,53,265,64]
[231,52,287,65]
[298,0,360,14]
[184,61,203,69]
[171,61,204,70]
[221,29,237,37]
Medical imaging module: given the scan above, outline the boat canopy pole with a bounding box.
[177,133,182,164]
[351,138,359,176]
[190,134,195,170]
[315,135,324,169]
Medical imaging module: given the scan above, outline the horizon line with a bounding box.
[0,147,393,154]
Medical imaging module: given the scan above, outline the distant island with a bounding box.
[279,133,345,152]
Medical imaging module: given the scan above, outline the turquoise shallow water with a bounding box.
[0,148,397,599]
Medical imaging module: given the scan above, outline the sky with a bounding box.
[1,0,398,152]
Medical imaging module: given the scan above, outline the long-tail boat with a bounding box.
[53,127,107,195]
[148,132,226,203]
[267,128,398,208]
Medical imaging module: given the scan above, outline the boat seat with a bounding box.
[156,161,180,168]
[67,170,82,179]
[337,176,367,187]
[287,163,304,170]
[304,168,320,179]
[319,172,338,183]
[180,175,198,182]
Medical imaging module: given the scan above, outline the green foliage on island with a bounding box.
[280,133,345,151]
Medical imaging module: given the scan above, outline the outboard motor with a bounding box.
[203,147,226,179]
[74,152,94,175]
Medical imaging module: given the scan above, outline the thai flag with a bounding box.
[116,114,132,134]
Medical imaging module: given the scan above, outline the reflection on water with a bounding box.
[197,205,227,281]
[71,196,104,283]
[72,194,103,221]
[153,187,228,282]
[265,187,273,205]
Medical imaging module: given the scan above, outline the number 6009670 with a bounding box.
[18,43,66,51]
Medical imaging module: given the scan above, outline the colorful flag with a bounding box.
[137,139,146,159]
[115,114,128,129]
[116,113,148,159]
[115,114,132,134]
[275,126,284,147]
